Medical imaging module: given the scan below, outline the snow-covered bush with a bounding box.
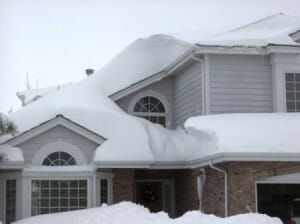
[0,113,17,136]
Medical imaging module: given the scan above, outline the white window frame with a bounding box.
[96,172,114,206]
[32,140,87,166]
[128,90,171,128]
[271,56,300,112]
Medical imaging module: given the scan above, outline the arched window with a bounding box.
[133,96,166,127]
[42,151,76,166]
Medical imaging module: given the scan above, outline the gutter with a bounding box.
[209,160,228,217]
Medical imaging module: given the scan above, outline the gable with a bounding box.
[17,125,99,164]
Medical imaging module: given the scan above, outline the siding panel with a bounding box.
[209,55,273,114]
[17,125,99,164]
[174,62,202,127]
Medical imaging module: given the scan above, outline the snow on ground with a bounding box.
[197,14,300,47]
[13,202,282,224]
[185,113,300,156]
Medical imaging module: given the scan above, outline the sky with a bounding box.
[0,0,300,113]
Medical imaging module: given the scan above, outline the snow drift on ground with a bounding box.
[197,14,300,47]
[185,113,300,156]
[13,202,282,224]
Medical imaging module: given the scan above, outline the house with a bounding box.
[1,13,300,224]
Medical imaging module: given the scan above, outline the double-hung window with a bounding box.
[286,73,300,112]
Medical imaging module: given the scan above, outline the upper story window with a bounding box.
[133,96,166,127]
[285,73,300,112]
[42,151,76,166]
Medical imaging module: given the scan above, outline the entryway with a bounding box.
[135,180,174,217]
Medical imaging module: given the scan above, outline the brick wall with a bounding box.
[202,162,300,217]
[112,169,199,217]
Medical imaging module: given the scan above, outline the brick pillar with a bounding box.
[113,169,135,203]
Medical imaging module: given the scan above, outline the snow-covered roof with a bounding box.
[92,34,192,96]
[185,113,300,159]
[0,144,24,167]
[1,73,205,168]
[198,14,300,47]
[17,83,72,106]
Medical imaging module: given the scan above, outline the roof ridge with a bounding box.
[224,13,285,34]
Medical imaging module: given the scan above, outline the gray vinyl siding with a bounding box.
[174,61,202,127]
[209,55,273,114]
[115,77,175,128]
[17,125,98,164]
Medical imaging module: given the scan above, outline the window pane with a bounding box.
[6,180,16,224]
[31,180,87,216]
[133,96,166,126]
[42,152,76,166]
[286,73,300,112]
[286,73,295,81]
[100,179,108,204]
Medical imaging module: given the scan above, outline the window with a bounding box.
[6,180,16,224]
[42,152,76,166]
[286,73,300,112]
[133,96,166,127]
[100,179,108,204]
[31,180,88,216]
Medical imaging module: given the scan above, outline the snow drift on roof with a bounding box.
[17,83,72,106]
[198,14,300,47]
[185,113,300,156]
[1,68,205,166]
[90,34,192,96]
[0,144,24,163]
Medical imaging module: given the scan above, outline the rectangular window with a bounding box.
[6,180,16,224]
[286,73,300,112]
[31,180,88,216]
[100,179,108,204]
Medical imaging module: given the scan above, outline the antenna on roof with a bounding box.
[26,73,32,90]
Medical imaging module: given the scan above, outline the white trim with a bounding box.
[32,140,87,165]
[6,116,106,147]
[128,90,172,128]
[204,54,210,115]
[271,54,300,112]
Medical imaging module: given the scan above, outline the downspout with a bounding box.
[191,53,206,115]
[196,168,206,212]
[209,160,228,217]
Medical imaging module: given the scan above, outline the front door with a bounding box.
[135,180,174,216]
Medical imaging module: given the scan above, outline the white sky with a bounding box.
[0,0,300,113]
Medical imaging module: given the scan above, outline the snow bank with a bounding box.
[198,14,300,47]
[13,202,282,224]
[185,113,300,155]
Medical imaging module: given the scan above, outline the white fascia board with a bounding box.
[6,116,106,147]
[0,162,24,169]
[266,45,300,54]
[195,45,267,55]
